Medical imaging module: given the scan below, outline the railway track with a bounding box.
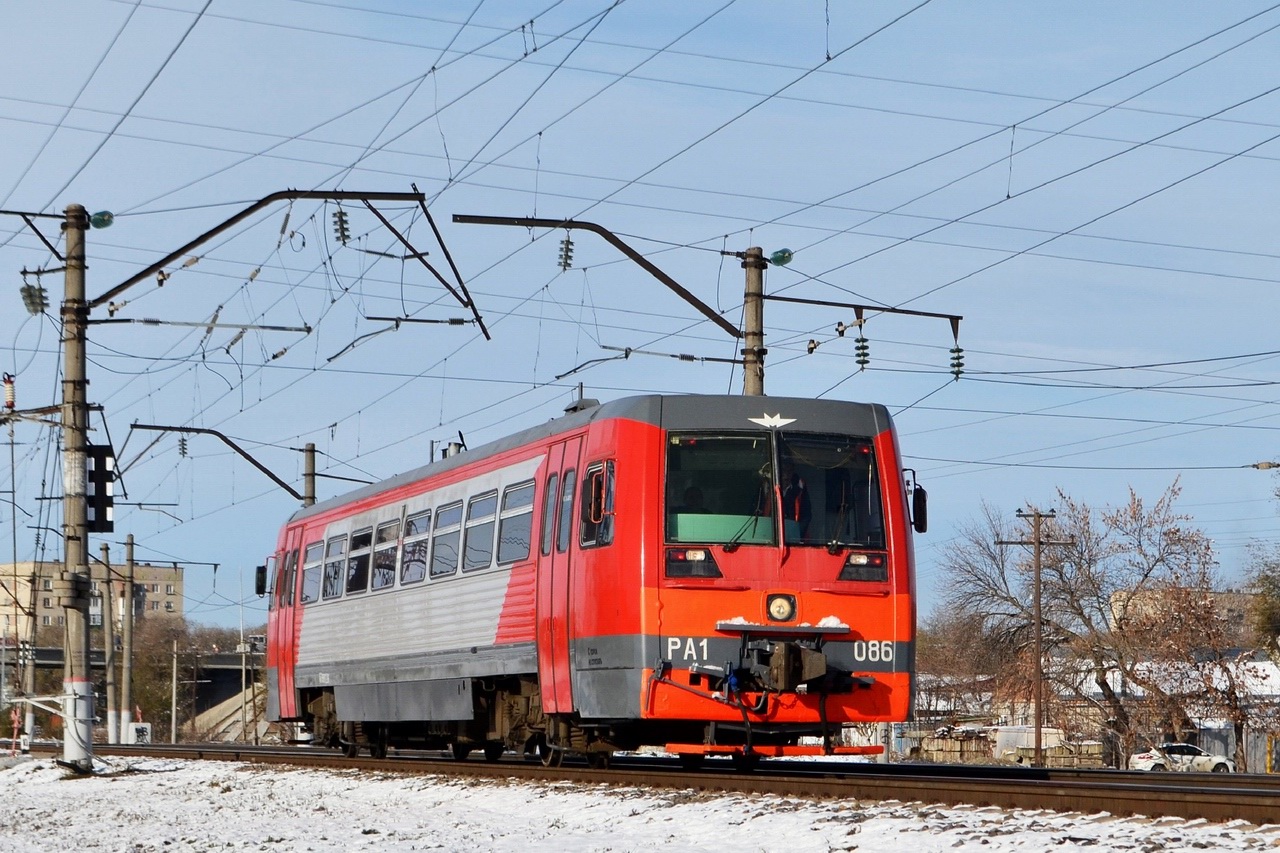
[47,743,1280,827]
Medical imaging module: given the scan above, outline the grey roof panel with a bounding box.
[289,394,890,523]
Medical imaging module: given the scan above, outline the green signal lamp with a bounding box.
[769,248,793,266]
[89,211,114,229]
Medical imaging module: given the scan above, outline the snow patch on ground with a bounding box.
[0,756,1274,851]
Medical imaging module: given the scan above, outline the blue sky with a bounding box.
[3,0,1280,628]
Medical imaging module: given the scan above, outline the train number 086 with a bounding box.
[851,640,894,662]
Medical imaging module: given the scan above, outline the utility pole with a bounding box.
[121,534,134,743]
[100,542,118,744]
[741,246,766,397]
[998,509,1072,769]
[60,204,94,772]
[171,639,178,743]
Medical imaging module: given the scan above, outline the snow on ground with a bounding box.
[0,756,1275,852]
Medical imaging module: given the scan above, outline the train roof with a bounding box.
[288,394,893,524]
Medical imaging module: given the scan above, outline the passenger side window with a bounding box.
[580,461,615,548]
[497,481,535,564]
[322,536,346,600]
[346,528,373,595]
[371,520,400,590]
[462,492,498,572]
[299,541,323,604]
[401,510,430,584]
[431,502,463,578]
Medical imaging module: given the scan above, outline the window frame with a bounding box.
[496,480,536,565]
[276,549,298,609]
[321,535,347,600]
[430,501,464,579]
[579,460,616,549]
[462,491,499,573]
[556,469,577,554]
[345,527,374,595]
[371,519,401,591]
[540,473,559,557]
[299,540,324,604]
[401,509,432,585]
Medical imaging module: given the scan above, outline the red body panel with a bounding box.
[265,395,918,747]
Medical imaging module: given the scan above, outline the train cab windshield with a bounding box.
[665,431,885,549]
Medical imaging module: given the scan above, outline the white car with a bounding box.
[1129,742,1234,773]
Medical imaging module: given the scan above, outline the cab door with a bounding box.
[536,436,582,714]
[267,528,303,720]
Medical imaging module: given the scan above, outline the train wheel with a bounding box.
[483,743,505,762]
[451,742,473,761]
[342,742,360,759]
[536,735,563,768]
[370,741,388,760]
[586,751,611,770]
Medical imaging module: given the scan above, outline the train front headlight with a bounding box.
[666,548,722,578]
[838,552,888,582]
[767,593,796,622]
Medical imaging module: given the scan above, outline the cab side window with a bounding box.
[580,461,615,548]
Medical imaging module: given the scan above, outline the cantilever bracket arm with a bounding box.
[130,423,303,502]
[90,189,428,310]
[364,200,491,340]
[453,214,742,339]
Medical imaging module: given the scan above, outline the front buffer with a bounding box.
[646,617,909,764]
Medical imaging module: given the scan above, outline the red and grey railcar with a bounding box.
[263,394,924,765]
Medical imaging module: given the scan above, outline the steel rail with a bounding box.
[53,744,1280,826]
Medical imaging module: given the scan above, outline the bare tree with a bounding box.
[1128,584,1279,772]
[939,482,1218,763]
[917,610,1017,723]
[1246,544,1280,653]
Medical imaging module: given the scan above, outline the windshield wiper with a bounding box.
[826,497,852,554]
[724,474,777,552]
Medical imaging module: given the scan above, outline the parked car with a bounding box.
[1128,743,1234,773]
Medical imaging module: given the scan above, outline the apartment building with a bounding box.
[0,561,184,641]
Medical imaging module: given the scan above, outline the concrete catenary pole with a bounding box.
[22,564,36,750]
[742,246,766,396]
[100,542,118,744]
[121,534,134,742]
[304,442,316,507]
[60,204,94,771]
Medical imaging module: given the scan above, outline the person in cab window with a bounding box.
[674,486,709,514]
[781,462,811,537]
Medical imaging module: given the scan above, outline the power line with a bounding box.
[41,0,213,210]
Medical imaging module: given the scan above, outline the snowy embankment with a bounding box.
[0,756,1274,852]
